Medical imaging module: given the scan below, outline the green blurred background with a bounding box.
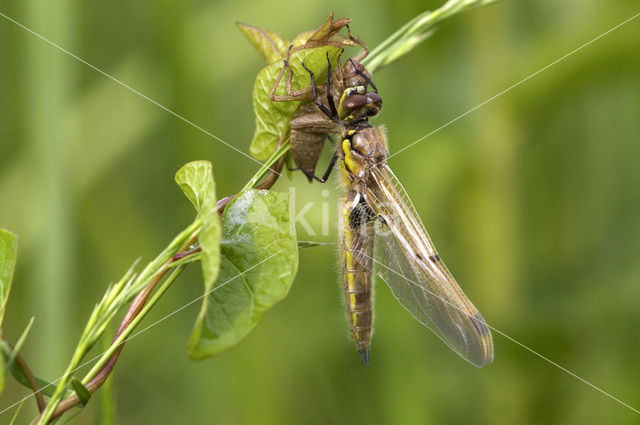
[1,0,640,424]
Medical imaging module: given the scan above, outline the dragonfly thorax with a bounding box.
[341,126,388,181]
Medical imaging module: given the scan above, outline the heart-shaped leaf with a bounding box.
[242,15,353,161]
[236,22,290,64]
[175,161,221,292]
[188,189,298,360]
[249,45,343,161]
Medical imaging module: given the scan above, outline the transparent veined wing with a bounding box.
[364,164,494,367]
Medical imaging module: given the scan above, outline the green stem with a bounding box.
[241,139,290,193]
[35,351,85,423]
[35,266,186,425]
[83,266,184,386]
[3,341,46,412]
[34,220,202,424]
[363,0,500,72]
[362,11,426,70]
[99,327,115,425]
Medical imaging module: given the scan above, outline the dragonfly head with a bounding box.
[337,59,382,123]
[338,89,382,122]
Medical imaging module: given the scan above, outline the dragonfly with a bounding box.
[271,35,494,367]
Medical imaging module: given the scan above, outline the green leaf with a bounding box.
[70,378,92,407]
[249,45,342,161]
[0,341,70,398]
[245,14,355,161]
[238,14,352,66]
[4,317,34,373]
[236,22,290,64]
[188,190,298,360]
[175,161,222,291]
[0,228,18,329]
[15,373,64,398]
[174,161,215,212]
[60,410,84,425]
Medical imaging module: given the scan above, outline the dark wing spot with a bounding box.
[429,255,440,263]
[470,313,490,337]
[415,253,423,260]
[348,196,376,229]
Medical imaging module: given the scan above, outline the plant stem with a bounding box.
[98,327,115,425]
[241,138,290,193]
[2,338,46,413]
[33,153,276,423]
[363,0,500,72]
[362,12,424,70]
[85,266,185,391]
[33,223,201,424]
[33,265,187,424]
[13,355,45,413]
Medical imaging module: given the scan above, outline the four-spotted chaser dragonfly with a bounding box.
[271,34,493,367]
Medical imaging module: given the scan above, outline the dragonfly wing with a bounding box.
[366,165,494,367]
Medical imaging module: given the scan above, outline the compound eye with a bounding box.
[366,92,382,104]
[342,94,368,112]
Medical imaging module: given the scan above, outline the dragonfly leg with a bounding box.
[315,149,339,183]
[349,58,378,92]
[289,148,338,183]
[325,52,338,117]
[346,25,370,62]
[301,60,337,121]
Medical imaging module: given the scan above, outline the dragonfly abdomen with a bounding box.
[341,190,376,365]
[342,249,374,365]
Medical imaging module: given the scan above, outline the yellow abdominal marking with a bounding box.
[343,225,359,335]
[345,250,355,291]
